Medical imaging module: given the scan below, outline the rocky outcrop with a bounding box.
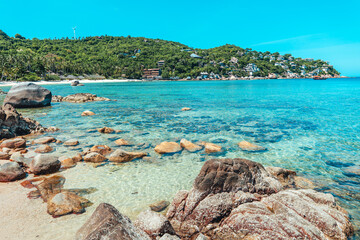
[76,203,150,240]
[52,93,110,103]
[29,154,61,175]
[154,142,182,154]
[108,149,147,163]
[135,210,176,239]
[47,192,91,217]
[180,139,202,152]
[3,83,52,108]
[0,162,26,182]
[166,158,353,239]
[237,141,267,152]
[0,104,45,139]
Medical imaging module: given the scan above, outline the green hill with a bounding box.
[0,30,340,80]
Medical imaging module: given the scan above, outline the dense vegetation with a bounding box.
[0,30,339,80]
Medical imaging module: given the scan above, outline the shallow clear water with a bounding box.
[2,79,360,238]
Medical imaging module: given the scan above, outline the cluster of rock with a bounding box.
[75,158,353,240]
[71,80,84,86]
[52,93,110,103]
[0,104,46,139]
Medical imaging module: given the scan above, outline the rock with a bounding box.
[204,142,222,153]
[108,149,147,163]
[154,142,182,154]
[114,139,131,146]
[195,234,209,240]
[135,210,176,239]
[238,141,267,152]
[159,234,180,240]
[83,152,107,163]
[0,151,10,160]
[98,127,114,134]
[0,162,26,182]
[71,80,80,86]
[180,139,202,152]
[64,139,79,146]
[10,152,33,167]
[32,136,56,144]
[150,200,170,212]
[59,157,76,169]
[3,83,52,108]
[72,153,83,162]
[46,126,60,132]
[81,111,95,116]
[0,138,26,149]
[90,145,112,155]
[75,203,150,240]
[34,175,65,201]
[47,192,91,217]
[213,189,353,240]
[53,93,111,103]
[0,104,45,139]
[166,158,352,239]
[29,154,61,175]
[181,107,191,111]
[35,145,53,153]
[266,166,315,189]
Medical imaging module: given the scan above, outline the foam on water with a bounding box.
[1,78,360,239]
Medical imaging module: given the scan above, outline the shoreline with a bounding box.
[0,76,354,87]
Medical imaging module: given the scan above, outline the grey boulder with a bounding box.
[0,162,26,182]
[29,154,61,175]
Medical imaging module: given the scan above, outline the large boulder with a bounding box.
[108,149,147,163]
[0,162,26,182]
[166,158,353,239]
[29,154,61,175]
[135,210,176,239]
[3,83,52,108]
[0,104,45,139]
[76,203,150,240]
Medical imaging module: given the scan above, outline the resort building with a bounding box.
[142,68,162,79]
[244,63,260,73]
[190,53,202,58]
[157,60,165,67]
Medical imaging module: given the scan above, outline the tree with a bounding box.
[15,33,25,39]
[0,29,9,39]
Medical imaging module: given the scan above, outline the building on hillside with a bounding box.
[277,55,284,61]
[142,69,162,79]
[304,58,314,61]
[244,63,260,73]
[190,53,202,58]
[200,72,209,79]
[157,60,165,67]
[230,57,238,64]
[270,56,276,61]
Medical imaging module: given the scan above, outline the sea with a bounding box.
[1,78,359,239]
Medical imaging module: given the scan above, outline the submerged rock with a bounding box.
[90,145,112,155]
[0,104,45,139]
[180,139,202,152]
[154,142,182,154]
[29,154,61,175]
[204,142,222,153]
[114,139,131,146]
[81,110,95,116]
[97,127,114,134]
[53,93,110,103]
[108,149,147,163]
[63,139,79,146]
[237,140,267,152]
[76,203,150,240]
[33,175,65,201]
[83,152,107,163]
[3,83,52,108]
[0,162,26,182]
[47,192,91,217]
[32,136,56,145]
[135,210,176,239]
[150,200,170,212]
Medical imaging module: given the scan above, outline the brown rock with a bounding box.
[32,136,56,144]
[204,142,222,153]
[35,145,53,153]
[154,142,182,154]
[266,166,315,189]
[34,175,65,201]
[108,149,147,163]
[59,156,76,169]
[75,203,150,240]
[0,138,26,149]
[29,154,61,175]
[114,139,131,146]
[150,200,170,212]
[83,152,107,163]
[47,192,91,217]
[81,110,95,116]
[180,139,202,152]
[135,210,176,239]
[0,162,26,182]
[98,127,114,134]
[64,139,79,146]
[90,145,112,155]
[72,153,83,162]
[238,141,267,152]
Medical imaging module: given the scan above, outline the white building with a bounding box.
[244,63,260,73]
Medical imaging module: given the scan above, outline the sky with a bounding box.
[1,0,360,76]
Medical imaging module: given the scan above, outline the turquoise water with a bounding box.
[1,79,360,238]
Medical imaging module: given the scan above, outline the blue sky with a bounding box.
[1,0,359,76]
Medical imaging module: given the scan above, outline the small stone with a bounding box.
[114,139,131,146]
[181,107,191,111]
[32,137,56,145]
[81,110,95,116]
[0,138,26,149]
[180,139,202,152]
[238,141,267,152]
[98,127,114,134]
[108,149,147,163]
[150,200,170,212]
[0,162,26,182]
[154,142,182,154]
[90,145,112,155]
[35,145,53,153]
[83,152,107,163]
[64,139,79,146]
[204,142,222,153]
